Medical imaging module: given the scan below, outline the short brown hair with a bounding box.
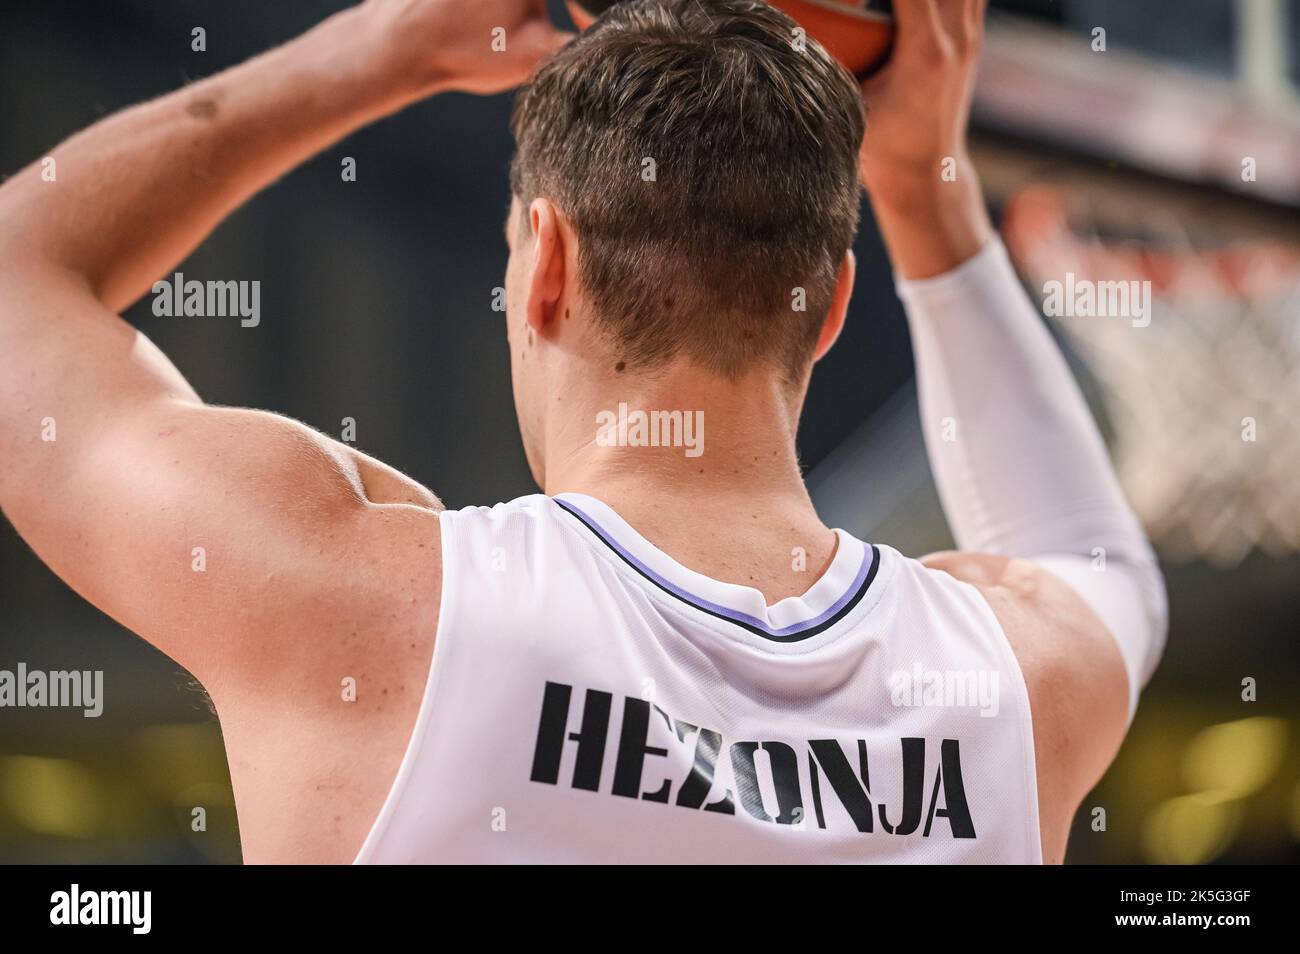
[511,0,865,381]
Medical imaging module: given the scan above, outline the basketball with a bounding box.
[566,1,896,77]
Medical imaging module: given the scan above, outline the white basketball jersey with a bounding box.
[354,493,1042,864]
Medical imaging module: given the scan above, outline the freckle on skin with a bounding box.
[615,361,625,373]
[186,99,218,121]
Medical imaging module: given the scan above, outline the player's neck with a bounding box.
[541,362,819,524]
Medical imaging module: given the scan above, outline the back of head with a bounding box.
[511,0,866,383]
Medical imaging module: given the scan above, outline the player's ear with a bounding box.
[813,250,855,362]
[525,197,565,334]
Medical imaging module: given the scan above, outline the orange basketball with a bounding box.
[565,1,895,77]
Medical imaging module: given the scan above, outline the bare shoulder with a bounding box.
[183,410,446,862]
[920,550,1129,862]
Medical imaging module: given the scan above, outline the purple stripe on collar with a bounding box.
[554,497,874,640]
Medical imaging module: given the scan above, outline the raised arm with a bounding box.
[858,0,1167,860]
[0,1,568,682]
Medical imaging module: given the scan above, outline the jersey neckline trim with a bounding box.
[552,493,879,643]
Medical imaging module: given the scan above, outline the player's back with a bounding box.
[354,493,1042,863]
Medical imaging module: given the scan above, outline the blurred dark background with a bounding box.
[1,0,1298,863]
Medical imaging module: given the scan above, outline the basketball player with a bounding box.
[0,0,1165,863]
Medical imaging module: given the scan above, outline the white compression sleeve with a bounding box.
[895,237,1167,720]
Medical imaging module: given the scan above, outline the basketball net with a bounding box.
[1003,187,1300,567]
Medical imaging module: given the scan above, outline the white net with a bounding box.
[1004,186,1300,566]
